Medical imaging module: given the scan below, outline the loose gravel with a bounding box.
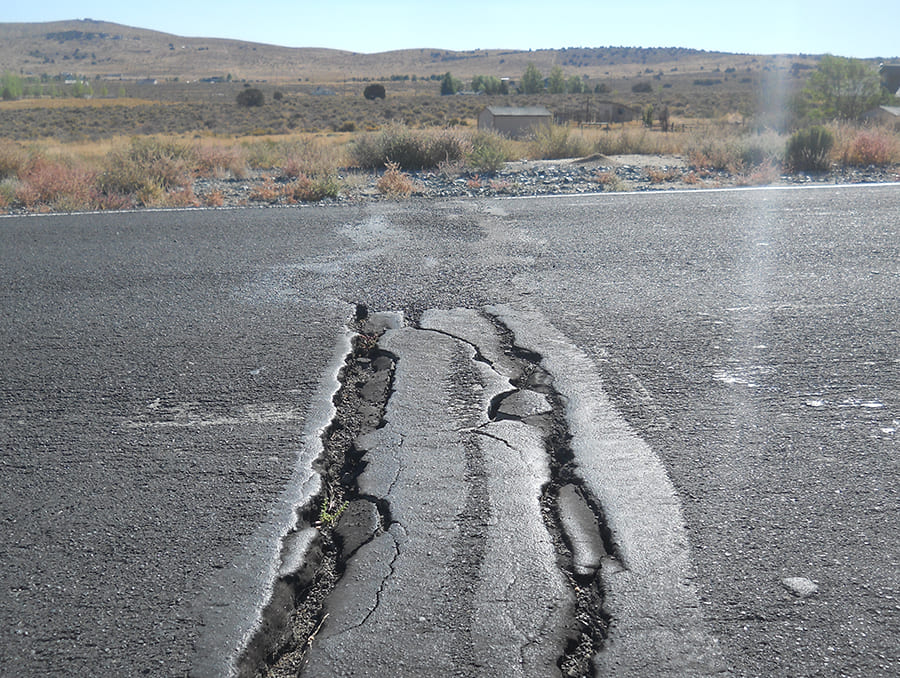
[193,154,900,208]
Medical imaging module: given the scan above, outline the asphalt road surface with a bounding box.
[1,184,897,677]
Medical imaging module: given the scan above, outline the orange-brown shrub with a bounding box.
[15,156,97,211]
[376,161,414,197]
[838,129,900,166]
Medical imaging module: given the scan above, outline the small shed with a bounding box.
[478,106,552,139]
[880,63,900,96]
[593,101,639,123]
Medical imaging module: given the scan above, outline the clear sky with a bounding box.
[4,0,898,58]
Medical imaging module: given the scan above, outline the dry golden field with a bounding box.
[2,19,897,214]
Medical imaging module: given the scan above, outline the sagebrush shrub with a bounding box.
[99,138,195,196]
[289,174,340,202]
[279,138,341,178]
[196,144,249,179]
[785,126,834,172]
[426,128,471,168]
[0,143,27,180]
[351,124,467,170]
[467,131,514,172]
[685,135,739,170]
[15,156,97,211]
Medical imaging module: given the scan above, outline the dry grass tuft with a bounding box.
[528,123,592,160]
[0,143,29,180]
[591,125,683,156]
[592,170,625,191]
[376,161,415,197]
[248,172,340,204]
[196,144,249,179]
[645,166,681,183]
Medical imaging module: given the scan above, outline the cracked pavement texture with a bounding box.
[302,322,572,677]
[2,185,897,677]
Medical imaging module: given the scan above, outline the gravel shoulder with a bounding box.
[193,154,900,209]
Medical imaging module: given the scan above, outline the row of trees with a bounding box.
[1,71,121,100]
[440,65,589,96]
[439,56,896,126]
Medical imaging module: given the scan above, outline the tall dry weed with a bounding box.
[351,124,468,170]
[0,143,28,180]
[97,137,194,204]
[593,126,680,156]
[528,124,591,160]
[196,144,249,179]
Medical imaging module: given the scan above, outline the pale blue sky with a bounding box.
[4,1,898,58]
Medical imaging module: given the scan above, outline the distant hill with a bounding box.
[0,19,827,84]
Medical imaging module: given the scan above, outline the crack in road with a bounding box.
[238,306,650,677]
[236,307,399,678]
[475,314,613,676]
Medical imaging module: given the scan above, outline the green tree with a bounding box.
[548,66,566,94]
[1,71,23,100]
[521,63,544,94]
[71,80,91,98]
[803,55,883,120]
[471,75,508,95]
[440,72,460,95]
[236,87,264,106]
[566,75,586,94]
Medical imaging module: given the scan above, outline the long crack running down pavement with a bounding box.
[237,306,722,677]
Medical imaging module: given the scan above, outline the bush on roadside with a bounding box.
[593,126,676,156]
[0,180,13,209]
[466,130,515,172]
[529,123,591,160]
[350,124,468,170]
[785,126,834,172]
[836,127,900,166]
[278,137,343,178]
[735,131,785,168]
[686,135,738,170]
[14,156,97,212]
[376,161,415,197]
[0,143,27,180]
[196,144,249,179]
[288,174,341,202]
[97,137,196,204]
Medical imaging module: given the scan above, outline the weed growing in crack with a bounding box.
[317,499,350,528]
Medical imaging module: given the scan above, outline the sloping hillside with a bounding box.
[0,18,811,83]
